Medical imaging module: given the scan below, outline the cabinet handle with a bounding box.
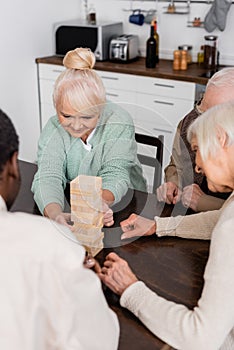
[106,92,119,97]
[154,100,174,106]
[101,76,119,81]
[52,69,64,73]
[153,128,173,134]
[154,83,175,89]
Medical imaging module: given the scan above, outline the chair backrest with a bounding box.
[135,133,164,193]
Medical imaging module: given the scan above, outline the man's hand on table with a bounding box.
[98,214,157,294]
[98,252,138,295]
[120,213,156,240]
[156,181,182,205]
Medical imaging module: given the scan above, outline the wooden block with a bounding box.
[75,231,104,257]
[71,195,103,213]
[74,231,104,246]
[71,174,102,193]
[70,175,104,255]
[72,223,103,239]
[85,244,103,257]
[71,211,103,226]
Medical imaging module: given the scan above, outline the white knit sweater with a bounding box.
[120,192,234,350]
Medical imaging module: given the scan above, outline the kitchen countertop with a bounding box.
[35,55,229,85]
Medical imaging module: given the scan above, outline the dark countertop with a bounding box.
[35,55,230,85]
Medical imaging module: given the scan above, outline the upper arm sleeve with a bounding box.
[97,122,142,204]
[31,120,68,213]
[164,120,183,188]
[197,194,226,212]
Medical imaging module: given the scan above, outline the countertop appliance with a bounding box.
[109,34,139,62]
[54,20,123,61]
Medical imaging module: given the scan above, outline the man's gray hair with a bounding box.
[187,102,234,161]
[207,67,234,89]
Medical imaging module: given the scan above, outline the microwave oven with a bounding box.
[54,20,123,61]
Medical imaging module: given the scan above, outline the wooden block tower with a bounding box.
[70,175,104,256]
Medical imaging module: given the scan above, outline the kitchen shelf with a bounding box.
[187,21,204,27]
[163,1,190,14]
[163,10,190,14]
[120,0,234,3]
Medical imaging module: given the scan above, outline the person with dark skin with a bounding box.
[0,109,119,349]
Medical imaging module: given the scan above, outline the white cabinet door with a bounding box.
[96,70,137,123]
[135,75,196,100]
[135,121,173,176]
[40,103,56,129]
[135,92,194,129]
[135,93,191,170]
[38,63,65,80]
[135,77,195,171]
[95,70,137,91]
[38,64,65,129]
[105,88,137,124]
[39,79,55,105]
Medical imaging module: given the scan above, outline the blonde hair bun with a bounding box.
[63,47,95,70]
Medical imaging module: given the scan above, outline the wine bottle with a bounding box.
[154,20,159,64]
[146,22,156,68]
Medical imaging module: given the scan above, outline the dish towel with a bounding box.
[204,0,232,32]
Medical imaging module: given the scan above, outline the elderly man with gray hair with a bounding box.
[157,67,234,212]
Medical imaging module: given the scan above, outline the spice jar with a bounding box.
[178,45,193,64]
[173,50,181,70]
[180,50,188,70]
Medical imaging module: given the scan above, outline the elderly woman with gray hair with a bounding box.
[99,102,234,350]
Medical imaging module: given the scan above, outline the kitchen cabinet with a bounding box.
[37,62,195,189]
[95,70,137,123]
[37,63,65,129]
[133,75,195,171]
[96,71,195,171]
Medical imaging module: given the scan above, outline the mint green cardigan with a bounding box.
[32,102,147,214]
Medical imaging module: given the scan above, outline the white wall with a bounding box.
[1,0,233,162]
[0,0,80,162]
[89,0,234,65]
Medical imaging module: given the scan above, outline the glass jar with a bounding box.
[203,35,218,70]
[178,45,193,64]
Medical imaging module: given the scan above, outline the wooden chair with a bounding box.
[135,133,164,193]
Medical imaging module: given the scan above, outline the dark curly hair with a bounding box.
[0,109,19,174]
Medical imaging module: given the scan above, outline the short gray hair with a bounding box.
[187,102,234,161]
[207,67,234,89]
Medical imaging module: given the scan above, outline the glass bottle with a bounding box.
[146,22,157,68]
[153,20,159,64]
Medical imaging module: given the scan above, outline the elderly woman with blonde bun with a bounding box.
[32,48,146,228]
